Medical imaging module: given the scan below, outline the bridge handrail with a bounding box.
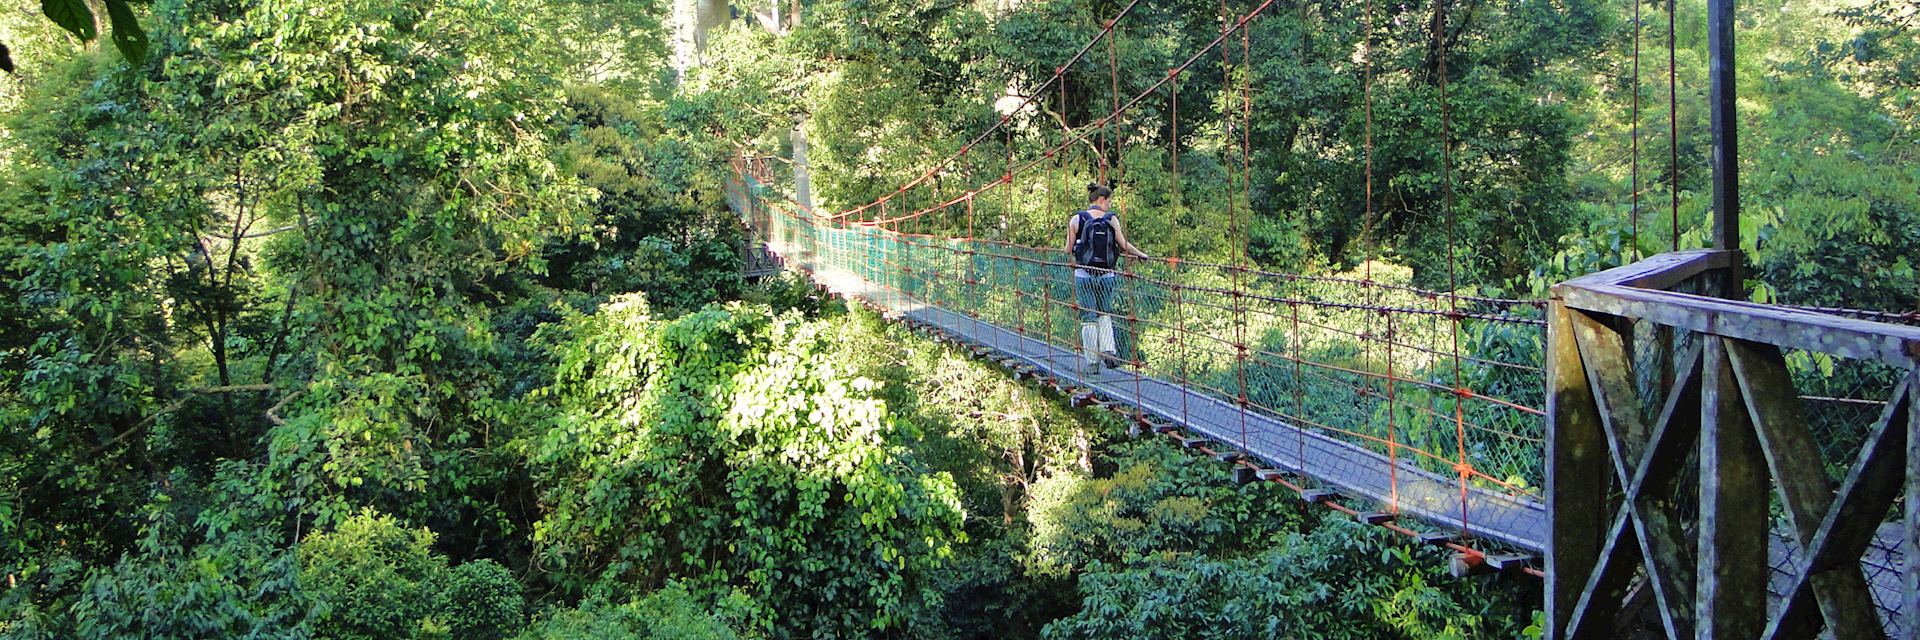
[1545,248,1917,638]
[1554,249,1920,366]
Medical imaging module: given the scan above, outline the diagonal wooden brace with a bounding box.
[1569,313,1702,638]
[1728,340,1888,640]
[1563,339,1705,639]
[1760,377,1910,640]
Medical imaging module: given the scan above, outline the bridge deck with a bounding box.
[810,265,1550,550]
[802,261,1912,630]
[799,257,1909,633]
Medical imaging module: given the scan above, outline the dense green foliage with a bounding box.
[529,296,967,634]
[296,511,524,640]
[2,0,1911,637]
[514,583,738,640]
[1029,442,1532,639]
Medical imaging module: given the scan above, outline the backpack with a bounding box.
[1073,209,1118,269]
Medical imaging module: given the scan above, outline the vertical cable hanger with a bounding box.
[1432,0,1473,534]
[1631,0,1643,261]
[1667,0,1679,251]
[1170,62,1192,431]
[1361,0,1397,512]
[1219,0,1252,457]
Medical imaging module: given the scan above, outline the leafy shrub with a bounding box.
[66,533,309,640]
[298,510,523,640]
[515,583,739,640]
[1043,514,1534,640]
[528,295,965,636]
[1026,440,1298,577]
[439,561,526,640]
[739,271,838,316]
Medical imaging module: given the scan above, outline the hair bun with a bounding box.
[1085,182,1114,202]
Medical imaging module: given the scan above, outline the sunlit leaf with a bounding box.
[103,0,147,65]
[39,0,96,42]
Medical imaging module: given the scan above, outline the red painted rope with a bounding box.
[831,0,1145,222]
[1667,0,1679,251]
[854,0,1281,227]
[1631,0,1642,260]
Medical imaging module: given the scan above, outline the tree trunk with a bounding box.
[785,1,813,210]
[672,0,731,84]
[791,119,814,211]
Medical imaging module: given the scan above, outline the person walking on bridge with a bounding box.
[1065,182,1149,374]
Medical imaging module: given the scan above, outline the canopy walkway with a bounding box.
[728,168,1915,637]
[739,186,1559,552]
[721,0,1920,636]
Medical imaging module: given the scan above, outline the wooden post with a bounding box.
[1696,337,1769,639]
[1909,370,1919,637]
[1548,302,1610,639]
[1707,0,1738,254]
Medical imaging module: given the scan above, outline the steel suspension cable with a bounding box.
[856,0,1281,228]
[1170,67,1191,431]
[1361,0,1397,513]
[966,194,978,334]
[1107,20,1145,420]
[1045,74,1067,377]
[1108,23,1121,184]
[831,0,1146,222]
[1219,0,1251,457]
[1435,0,1472,536]
[1632,0,1643,260]
[1667,0,1679,251]
[1008,125,1023,351]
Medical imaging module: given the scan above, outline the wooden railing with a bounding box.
[741,241,784,278]
[1547,249,1920,639]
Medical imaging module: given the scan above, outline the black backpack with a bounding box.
[1073,209,1118,269]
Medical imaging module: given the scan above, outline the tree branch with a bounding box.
[87,384,279,457]
[210,223,302,240]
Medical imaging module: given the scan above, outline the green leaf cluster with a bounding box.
[528,296,967,636]
[515,582,739,640]
[1030,442,1535,640]
[297,510,523,640]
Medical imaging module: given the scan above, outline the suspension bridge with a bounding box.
[721,0,1920,637]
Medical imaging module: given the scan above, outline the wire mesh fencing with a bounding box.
[738,166,1554,554]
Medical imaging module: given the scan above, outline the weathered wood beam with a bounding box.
[1696,338,1770,640]
[1559,249,1737,291]
[1763,379,1909,640]
[1640,344,1706,498]
[1564,325,1703,638]
[1908,373,1920,637]
[1570,311,1652,471]
[1560,283,1920,367]
[1707,0,1739,254]
[1566,508,1643,639]
[1548,302,1613,640]
[1623,345,1704,639]
[1728,339,1886,640]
